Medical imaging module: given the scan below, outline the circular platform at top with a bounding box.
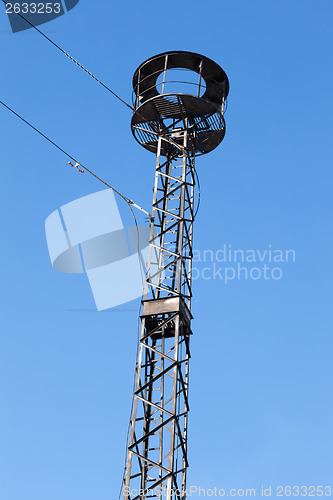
[131,93,226,156]
[132,50,229,107]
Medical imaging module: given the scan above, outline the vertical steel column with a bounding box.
[126,49,229,500]
[124,130,194,500]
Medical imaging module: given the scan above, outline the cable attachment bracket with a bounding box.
[127,199,153,221]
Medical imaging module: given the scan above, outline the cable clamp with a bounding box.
[68,161,84,173]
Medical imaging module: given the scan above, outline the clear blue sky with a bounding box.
[0,1,332,499]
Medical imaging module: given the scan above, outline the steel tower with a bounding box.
[123,51,229,500]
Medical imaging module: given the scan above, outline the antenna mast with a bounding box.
[124,51,229,500]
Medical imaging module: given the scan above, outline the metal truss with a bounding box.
[124,130,195,500]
